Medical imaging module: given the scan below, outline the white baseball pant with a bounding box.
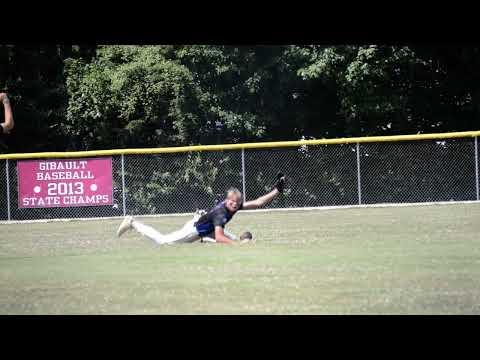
[130,217,237,245]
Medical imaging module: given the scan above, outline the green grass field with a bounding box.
[1,203,480,314]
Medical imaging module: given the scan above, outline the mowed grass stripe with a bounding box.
[1,203,480,314]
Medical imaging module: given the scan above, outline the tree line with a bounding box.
[1,45,479,154]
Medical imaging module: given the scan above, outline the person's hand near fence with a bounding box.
[0,93,14,134]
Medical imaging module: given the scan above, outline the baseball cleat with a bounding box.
[117,216,133,237]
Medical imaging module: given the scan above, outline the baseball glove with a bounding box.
[274,172,286,193]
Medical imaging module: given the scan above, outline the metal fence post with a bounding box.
[241,148,246,203]
[475,136,479,201]
[356,142,362,205]
[121,154,127,216]
[6,159,11,221]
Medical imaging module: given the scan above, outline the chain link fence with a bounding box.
[1,136,479,221]
[477,136,480,200]
[0,159,7,220]
[360,138,478,204]
[124,150,243,215]
[244,145,359,208]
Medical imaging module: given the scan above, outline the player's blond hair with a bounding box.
[226,187,242,200]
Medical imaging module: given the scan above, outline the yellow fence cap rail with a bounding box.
[1,130,480,160]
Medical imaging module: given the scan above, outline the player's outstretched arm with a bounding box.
[214,226,237,245]
[242,172,285,210]
[0,93,14,133]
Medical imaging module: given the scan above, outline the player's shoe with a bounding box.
[117,216,133,237]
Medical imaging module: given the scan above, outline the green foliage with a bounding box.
[3,45,480,212]
[296,45,480,136]
[3,44,480,155]
[64,46,203,150]
[0,45,96,153]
